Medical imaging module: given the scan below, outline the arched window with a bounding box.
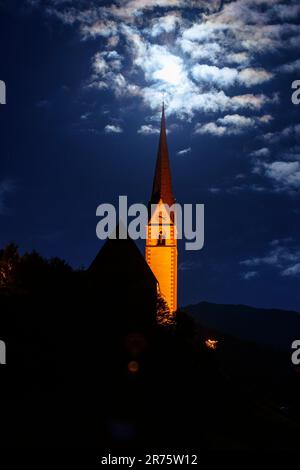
[158,231,166,246]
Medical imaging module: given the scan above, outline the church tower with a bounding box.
[146,104,177,313]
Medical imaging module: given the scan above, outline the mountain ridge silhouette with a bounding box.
[186,301,300,351]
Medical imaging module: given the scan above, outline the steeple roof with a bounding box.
[150,103,175,206]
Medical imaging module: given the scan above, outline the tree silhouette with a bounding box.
[0,243,20,289]
[0,244,74,294]
[156,292,176,326]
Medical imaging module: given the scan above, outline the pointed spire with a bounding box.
[150,102,175,206]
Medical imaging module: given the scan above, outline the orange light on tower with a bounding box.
[145,103,177,314]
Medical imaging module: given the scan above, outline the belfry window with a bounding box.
[158,231,166,246]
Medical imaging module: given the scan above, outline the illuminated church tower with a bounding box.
[146,104,177,313]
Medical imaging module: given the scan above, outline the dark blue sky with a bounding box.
[0,0,300,311]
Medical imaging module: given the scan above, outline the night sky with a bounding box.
[0,0,299,311]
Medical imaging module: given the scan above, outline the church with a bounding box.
[146,104,178,313]
[89,103,178,326]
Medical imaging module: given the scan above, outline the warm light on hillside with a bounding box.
[205,339,218,350]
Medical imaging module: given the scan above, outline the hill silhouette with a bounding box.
[1,243,300,451]
[186,301,300,351]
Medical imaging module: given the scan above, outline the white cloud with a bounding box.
[226,52,250,65]
[90,49,143,97]
[178,38,222,62]
[258,114,273,124]
[104,124,123,133]
[192,64,273,88]
[253,153,300,192]
[282,263,300,277]
[195,122,227,137]
[232,94,269,109]
[218,114,254,127]
[241,240,300,279]
[125,38,187,87]
[250,148,270,158]
[137,124,160,135]
[195,112,271,137]
[182,21,226,42]
[278,59,300,73]
[238,68,273,86]
[208,187,221,194]
[273,4,300,21]
[242,271,258,280]
[177,147,191,156]
[107,0,192,20]
[93,53,109,75]
[81,20,118,39]
[149,13,181,37]
[192,64,238,88]
[251,123,300,192]
[241,244,300,269]
[282,147,300,162]
[31,0,295,123]
[107,35,120,48]
[263,161,300,190]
